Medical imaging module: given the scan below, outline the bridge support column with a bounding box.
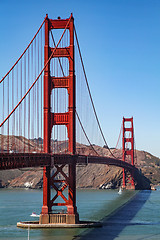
[40,166,51,224]
[41,166,51,214]
[122,117,135,190]
[40,14,79,224]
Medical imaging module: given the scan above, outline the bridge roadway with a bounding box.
[0,153,137,172]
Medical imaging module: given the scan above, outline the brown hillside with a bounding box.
[0,136,158,189]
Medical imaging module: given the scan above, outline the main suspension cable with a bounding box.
[0,15,72,127]
[112,122,123,159]
[0,17,47,84]
[74,25,117,159]
[76,111,99,156]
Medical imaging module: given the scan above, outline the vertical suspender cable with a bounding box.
[37,32,39,152]
[34,37,36,151]
[2,81,4,152]
[24,54,26,152]
[31,43,34,149]
[16,64,18,151]
[40,27,43,152]
[7,75,9,153]
[20,59,22,143]
[12,69,14,151]
[28,48,30,152]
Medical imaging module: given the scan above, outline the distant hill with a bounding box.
[0,135,159,189]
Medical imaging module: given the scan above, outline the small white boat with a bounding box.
[118,187,122,194]
[30,212,40,217]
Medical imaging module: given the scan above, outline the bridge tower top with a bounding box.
[43,13,75,155]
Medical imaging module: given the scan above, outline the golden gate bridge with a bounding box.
[0,14,141,225]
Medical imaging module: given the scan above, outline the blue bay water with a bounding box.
[0,188,160,239]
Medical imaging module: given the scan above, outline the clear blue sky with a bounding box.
[0,0,160,157]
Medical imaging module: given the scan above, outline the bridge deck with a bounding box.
[0,153,136,171]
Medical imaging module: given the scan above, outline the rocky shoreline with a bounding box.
[0,164,150,190]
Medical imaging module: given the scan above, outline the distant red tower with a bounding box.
[122,117,135,189]
[40,14,79,224]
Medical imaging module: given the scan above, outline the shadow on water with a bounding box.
[74,190,151,240]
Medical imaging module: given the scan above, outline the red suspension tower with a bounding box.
[40,14,79,224]
[122,117,135,189]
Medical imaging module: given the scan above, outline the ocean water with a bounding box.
[0,188,160,239]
